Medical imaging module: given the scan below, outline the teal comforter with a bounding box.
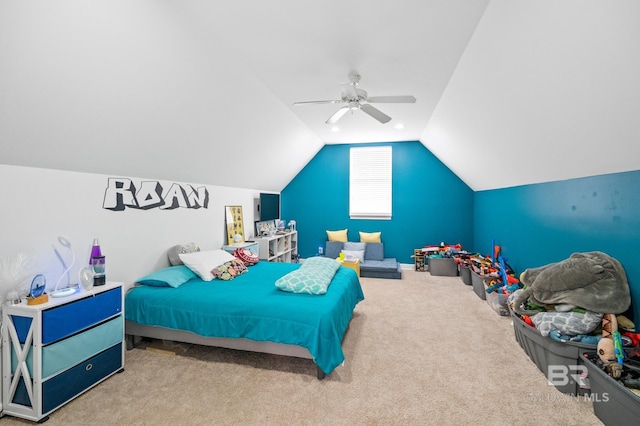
[125,262,364,374]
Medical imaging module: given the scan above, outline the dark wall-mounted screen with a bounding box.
[259,193,280,221]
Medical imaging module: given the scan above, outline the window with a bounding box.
[349,146,392,219]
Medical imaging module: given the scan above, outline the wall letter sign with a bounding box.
[103,178,209,211]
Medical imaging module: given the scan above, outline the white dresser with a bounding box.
[1,282,124,422]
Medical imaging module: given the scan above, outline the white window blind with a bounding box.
[349,146,392,219]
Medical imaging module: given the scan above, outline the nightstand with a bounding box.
[222,241,259,257]
[336,257,361,277]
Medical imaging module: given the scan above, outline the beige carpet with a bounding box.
[2,271,603,425]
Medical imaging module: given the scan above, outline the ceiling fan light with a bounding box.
[296,72,416,125]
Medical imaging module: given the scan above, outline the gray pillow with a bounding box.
[365,243,384,261]
[344,242,366,252]
[325,241,344,259]
[167,242,199,266]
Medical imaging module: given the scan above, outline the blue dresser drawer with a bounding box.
[42,315,124,378]
[42,287,122,344]
[10,316,124,379]
[42,343,123,414]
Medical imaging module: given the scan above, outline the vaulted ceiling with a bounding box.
[1,1,639,192]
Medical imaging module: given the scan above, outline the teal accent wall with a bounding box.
[281,141,474,264]
[474,170,640,325]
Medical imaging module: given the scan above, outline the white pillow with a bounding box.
[341,249,365,262]
[179,250,235,281]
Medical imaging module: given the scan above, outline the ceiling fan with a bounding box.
[293,72,416,124]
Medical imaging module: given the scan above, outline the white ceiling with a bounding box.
[1,1,639,192]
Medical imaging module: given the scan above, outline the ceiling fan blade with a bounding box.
[293,99,344,106]
[360,104,391,123]
[365,95,416,103]
[325,106,350,124]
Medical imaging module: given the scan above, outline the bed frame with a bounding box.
[125,320,327,379]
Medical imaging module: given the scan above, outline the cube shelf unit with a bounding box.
[256,231,297,262]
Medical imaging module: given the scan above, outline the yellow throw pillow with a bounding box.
[360,231,381,243]
[326,229,348,242]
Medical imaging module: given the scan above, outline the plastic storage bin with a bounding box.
[510,307,595,395]
[459,265,472,285]
[485,285,509,316]
[471,270,486,300]
[581,352,640,426]
[428,257,458,276]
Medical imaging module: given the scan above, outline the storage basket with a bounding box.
[509,307,595,395]
[470,269,486,300]
[581,352,640,426]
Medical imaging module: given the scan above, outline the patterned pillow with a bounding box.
[211,259,249,280]
[233,248,259,265]
[275,257,340,295]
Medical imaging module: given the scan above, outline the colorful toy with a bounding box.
[623,331,640,347]
[613,330,625,364]
[597,313,623,378]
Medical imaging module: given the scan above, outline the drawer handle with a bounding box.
[86,363,93,371]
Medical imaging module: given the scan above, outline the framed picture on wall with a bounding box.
[255,220,275,237]
[225,205,245,245]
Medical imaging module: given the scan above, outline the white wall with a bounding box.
[0,164,262,298]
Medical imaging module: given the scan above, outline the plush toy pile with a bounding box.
[509,251,638,380]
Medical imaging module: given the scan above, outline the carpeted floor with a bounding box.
[1,270,603,425]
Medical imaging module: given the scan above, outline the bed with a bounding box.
[124,260,364,379]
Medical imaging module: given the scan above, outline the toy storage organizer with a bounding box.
[509,307,595,395]
[1,283,124,422]
[581,352,640,426]
[485,285,510,316]
[459,264,471,285]
[413,249,426,271]
[428,257,458,276]
[471,270,486,300]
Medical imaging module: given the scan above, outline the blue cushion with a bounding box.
[365,243,384,261]
[135,265,197,288]
[325,241,344,259]
[361,258,398,272]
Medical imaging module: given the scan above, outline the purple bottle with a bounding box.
[90,238,106,286]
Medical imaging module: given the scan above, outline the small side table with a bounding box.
[336,257,360,277]
[222,241,259,257]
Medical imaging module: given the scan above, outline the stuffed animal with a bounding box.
[512,252,630,317]
[167,242,200,266]
[548,330,601,345]
[597,313,623,378]
[531,310,602,337]
[617,315,636,332]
